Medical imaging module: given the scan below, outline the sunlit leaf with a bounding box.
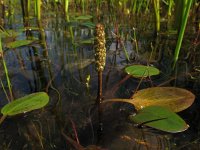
[125,65,160,78]
[75,15,93,20]
[1,92,49,116]
[6,39,37,49]
[129,106,189,133]
[104,87,195,112]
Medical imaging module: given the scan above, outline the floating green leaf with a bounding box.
[129,106,189,133]
[1,92,49,116]
[125,65,160,78]
[104,87,195,112]
[6,39,37,49]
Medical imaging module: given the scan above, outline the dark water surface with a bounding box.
[0,1,200,150]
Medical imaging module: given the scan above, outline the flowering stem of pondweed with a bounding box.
[95,23,106,139]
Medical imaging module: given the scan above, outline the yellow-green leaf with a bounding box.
[104,87,195,112]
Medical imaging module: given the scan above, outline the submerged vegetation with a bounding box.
[0,0,199,149]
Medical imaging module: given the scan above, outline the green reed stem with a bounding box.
[64,0,69,14]
[81,0,85,14]
[145,0,150,13]
[121,41,130,62]
[132,0,137,13]
[0,35,13,101]
[153,0,160,32]
[168,0,174,16]
[173,0,193,68]
[35,0,41,21]
[137,0,144,13]
[27,0,30,15]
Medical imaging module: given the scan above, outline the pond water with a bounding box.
[0,1,200,150]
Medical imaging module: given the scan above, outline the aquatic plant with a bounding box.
[103,64,195,133]
[173,0,193,68]
[94,23,106,135]
[94,24,106,73]
[35,0,41,21]
[153,0,160,32]
[0,92,49,125]
[64,0,69,14]
[129,105,189,133]
[104,86,195,113]
[125,64,160,78]
[0,35,13,101]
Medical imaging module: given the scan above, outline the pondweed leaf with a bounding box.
[6,39,37,49]
[104,87,195,112]
[1,92,49,116]
[129,106,189,133]
[125,65,160,78]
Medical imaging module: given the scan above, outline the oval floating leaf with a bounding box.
[104,87,195,112]
[6,39,37,49]
[129,106,189,133]
[1,92,49,116]
[125,65,160,78]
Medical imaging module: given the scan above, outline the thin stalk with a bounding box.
[35,0,41,21]
[137,0,144,13]
[132,27,139,54]
[64,0,69,14]
[168,0,174,16]
[81,0,85,14]
[145,0,150,13]
[97,71,103,136]
[153,0,160,32]
[173,0,193,68]
[0,36,13,101]
[0,115,7,125]
[0,79,10,102]
[27,0,30,15]
[94,24,106,140]
[132,0,137,13]
[121,40,130,62]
